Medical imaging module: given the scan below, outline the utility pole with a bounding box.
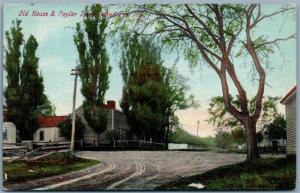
[197,120,200,137]
[70,66,80,157]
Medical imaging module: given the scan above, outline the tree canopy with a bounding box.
[111,4,295,160]
[264,114,286,141]
[119,33,192,143]
[207,95,280,132]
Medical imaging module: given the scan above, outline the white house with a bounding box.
[3,122,17,144]
[33,116,67,143]
[280,86,296,155]
[3,109,17,144]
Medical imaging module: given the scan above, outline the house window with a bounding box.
[39,130,44,141]
[3,129,7,140]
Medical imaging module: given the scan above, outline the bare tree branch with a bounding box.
[254,34,296,49]
[250,5,294,28]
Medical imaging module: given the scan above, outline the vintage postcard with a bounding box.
[2,3,296,191]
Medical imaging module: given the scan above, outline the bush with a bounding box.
[214,131,235,150]
[57,116,85,140]
[106,130,120,144]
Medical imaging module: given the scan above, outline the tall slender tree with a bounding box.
[19,35,45,139]
[4,20,23,135]
[4,20,49,140]
[74,4,112,144]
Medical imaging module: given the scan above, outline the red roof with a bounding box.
[280,86,296,104]
[38,116,66,127]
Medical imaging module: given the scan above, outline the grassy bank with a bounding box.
[156,156,296,191]
[3,152,99,183]
[169,127,215,148]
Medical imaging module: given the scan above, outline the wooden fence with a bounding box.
[258,145,286,154]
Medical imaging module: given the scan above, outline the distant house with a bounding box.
[3,100,130,145]
[280,86,296,155]
[33,116,67,143]
[75,100,130,145]
[3,108,17,144]
[3,122,17,144]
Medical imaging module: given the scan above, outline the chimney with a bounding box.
[107,100,116,109]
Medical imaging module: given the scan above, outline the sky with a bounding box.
[3,4,296,137]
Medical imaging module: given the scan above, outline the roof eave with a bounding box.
[280,86,296,105]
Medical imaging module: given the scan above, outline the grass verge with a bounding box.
[155,156,296,191]
[3,152,99,183]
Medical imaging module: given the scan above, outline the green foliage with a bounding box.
[120,34,167,141]
[231,127,246,145]
[37,94,56,116]
[82,101,108,134]
[120,34,191,142]
[207,95,280,131]
[168,127,214,148]
[4,20,51,140]
[106,129,121,143]
[256,132,264,144]
[264,114,286,141]
[74,4,111,135]
[214,131,235,149]
[57,116,85,140]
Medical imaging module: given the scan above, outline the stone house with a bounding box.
[75,100,130,145]
[280,86,296,155]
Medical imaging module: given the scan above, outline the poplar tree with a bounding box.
[4,20,51,140]
[19,35,45,139]
[4,20,23,136]
[74,4,112,143]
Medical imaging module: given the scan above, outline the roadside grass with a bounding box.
[156,156,296,191]
[3,152,99,183]
[169,127,215,148]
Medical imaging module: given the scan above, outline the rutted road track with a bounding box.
[5,151,246,190]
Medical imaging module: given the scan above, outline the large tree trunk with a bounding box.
[244,118,260,161]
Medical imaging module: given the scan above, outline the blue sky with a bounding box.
[3,4,296,136]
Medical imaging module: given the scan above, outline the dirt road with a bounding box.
[6,151,246,190]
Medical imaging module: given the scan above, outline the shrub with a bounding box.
[57,116,85,140]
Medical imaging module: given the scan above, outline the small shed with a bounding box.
[280,86,296,155]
